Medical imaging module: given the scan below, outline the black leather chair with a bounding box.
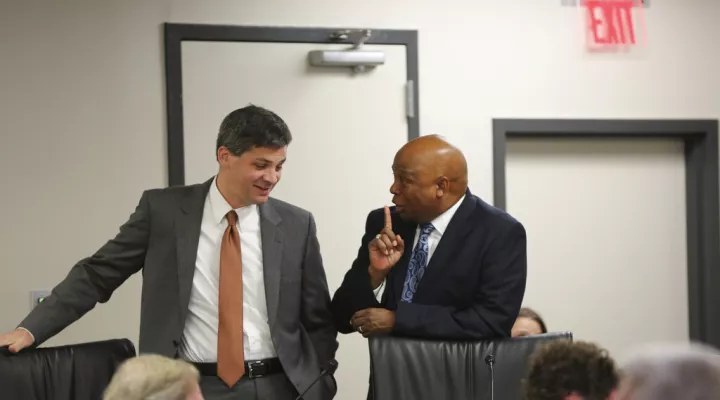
[369,332,573,400]
[0,338,136,400]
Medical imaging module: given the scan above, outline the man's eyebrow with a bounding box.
[255,157,286,164]
[394,168,415,177]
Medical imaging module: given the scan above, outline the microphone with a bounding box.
[485,354,495,400]
[294,359,339,400]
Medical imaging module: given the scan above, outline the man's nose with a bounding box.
[390,181,400,195]
[264,171,279,184]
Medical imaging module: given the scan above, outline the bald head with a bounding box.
[390,135,469,223]
[396,135,468,193]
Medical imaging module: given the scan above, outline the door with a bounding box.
[181,39,409,400]
[506,137,689,362]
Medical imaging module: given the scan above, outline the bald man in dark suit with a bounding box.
[332,135,527,341]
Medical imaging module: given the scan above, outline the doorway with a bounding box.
[164,23,419,400]
[493,118,720,354]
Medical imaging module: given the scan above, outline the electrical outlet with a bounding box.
[30,290,51,310]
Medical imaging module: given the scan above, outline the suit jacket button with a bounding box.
[172,340,180,347]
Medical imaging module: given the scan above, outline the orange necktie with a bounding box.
[217,210,245,387]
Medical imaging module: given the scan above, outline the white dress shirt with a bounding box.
[373,195,466,300]
[179,176,276,362]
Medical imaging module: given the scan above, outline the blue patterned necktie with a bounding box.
[401,223,435,303]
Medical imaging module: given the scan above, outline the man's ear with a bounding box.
[435,176,449,197]
[217,146,228,163]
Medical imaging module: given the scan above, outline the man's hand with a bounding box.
[368,206,405,285]
[351,308,395,337]
[0,328,34,353]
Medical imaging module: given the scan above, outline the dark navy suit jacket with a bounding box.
[331,189,527,340]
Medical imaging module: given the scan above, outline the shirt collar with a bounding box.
[208,175,257,225]
[428,194,465,235]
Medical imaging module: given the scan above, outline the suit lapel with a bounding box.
[415,193,476,296]
[259,201,284,329]
[176,178,213,328]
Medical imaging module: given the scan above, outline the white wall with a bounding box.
[0,0,718,390]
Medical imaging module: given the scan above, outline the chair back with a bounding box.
[369,332,573,400]
[0,338,136,400]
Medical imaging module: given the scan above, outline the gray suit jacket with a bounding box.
[19,178,338,399]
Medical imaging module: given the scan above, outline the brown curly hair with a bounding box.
[524,340,618,400]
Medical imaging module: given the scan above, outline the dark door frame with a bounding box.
[492,118,720,348]
[163,22,420,186]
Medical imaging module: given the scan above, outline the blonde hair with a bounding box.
[103,354,200,400]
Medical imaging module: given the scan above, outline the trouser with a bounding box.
[200,373,298,400]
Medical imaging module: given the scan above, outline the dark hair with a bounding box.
[518,307,548,334]
[216,104,292,158]
[524,340,619,400]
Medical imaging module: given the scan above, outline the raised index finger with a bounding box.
[384,206,393,231]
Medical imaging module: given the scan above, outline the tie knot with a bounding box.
[226,210,238,226]
[420,223,434,235]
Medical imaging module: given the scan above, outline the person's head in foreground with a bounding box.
[512,307,548,337]
[390,134,468,223]
[103,354,203,400]
[524,340,618,400]
[215,104,292,208]
[614,342,720,400]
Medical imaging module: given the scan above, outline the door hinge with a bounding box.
[405,80,415,119]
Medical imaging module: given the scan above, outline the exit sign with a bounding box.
[561,0,647,6]
[582,0,647,49]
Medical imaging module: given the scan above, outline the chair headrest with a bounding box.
[368,332,573,400]
[0,338,137,400]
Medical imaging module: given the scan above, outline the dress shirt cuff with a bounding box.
[372,278,386,302]
[16,327,35,342]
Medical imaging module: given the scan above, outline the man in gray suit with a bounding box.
[0,105,338,400]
